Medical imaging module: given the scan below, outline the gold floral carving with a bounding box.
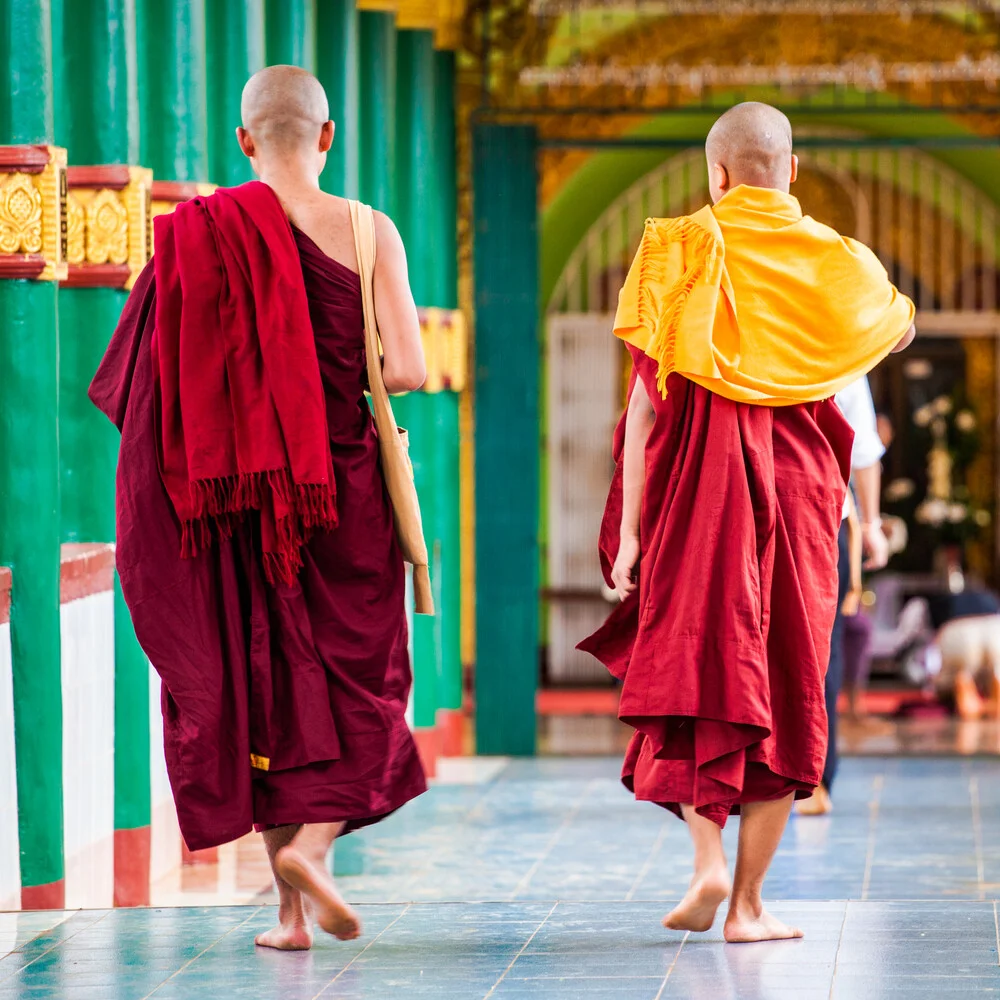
[85,189,128,265]
[0,172,42,254]
[124,168,153,289]
[0,147,67,281]
[66,191,86,264]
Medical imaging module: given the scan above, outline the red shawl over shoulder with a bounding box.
[151,181,337,583]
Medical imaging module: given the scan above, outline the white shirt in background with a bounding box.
[834,376,886,521]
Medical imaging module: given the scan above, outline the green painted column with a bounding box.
[432,50,463,726]
[358,10,396,215]
[136,0,209,182]
[316,0,358,198]
[473,125,540,756]
[206,0,265,187]
[264,0,315,71]
[55,0,154,904]
[394,30,438,735]
[0,0,65,906]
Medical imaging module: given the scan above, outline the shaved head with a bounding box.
[240,65,330,152]
[706,102,795,193]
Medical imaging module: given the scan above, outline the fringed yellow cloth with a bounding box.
[614,185,915,405]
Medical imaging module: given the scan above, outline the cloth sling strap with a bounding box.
[349,199,434,615]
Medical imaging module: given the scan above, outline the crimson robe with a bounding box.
[90,227,427,851]
[579,349,853,827]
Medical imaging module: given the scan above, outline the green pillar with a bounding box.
[206,0,265,187]
[358,10,396,215]
[473,125,540,756]
[55,0,154,892]
[264,0,315,71]
[137,0,209,182]
[433,50,463,722]
[316,0,358,198]
[0,0,64,904]
[394,31,438,734]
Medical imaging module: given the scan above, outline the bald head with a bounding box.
[705,102,795,196]
[240,65,330,153]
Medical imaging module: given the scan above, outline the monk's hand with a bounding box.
[861,521,889,571]
[612,534,641,601]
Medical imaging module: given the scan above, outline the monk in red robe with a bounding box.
[580,103,915,942]
[90,66,428,950]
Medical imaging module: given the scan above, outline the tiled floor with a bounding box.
[4,757,1000,998]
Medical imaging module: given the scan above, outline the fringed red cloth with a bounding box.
[150,181,337,584]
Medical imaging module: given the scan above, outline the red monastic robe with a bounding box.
[90,199,426,850]
[579,350,854,826]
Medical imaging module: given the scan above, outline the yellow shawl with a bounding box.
[613,185,915,405]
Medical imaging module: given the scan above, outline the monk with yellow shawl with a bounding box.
[579,102,914,943]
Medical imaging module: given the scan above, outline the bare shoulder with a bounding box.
[373,210,406,263]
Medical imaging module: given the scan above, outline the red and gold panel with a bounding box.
[0,145,67,282]
[63,165,153,290]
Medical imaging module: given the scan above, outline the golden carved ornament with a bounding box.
[86,189,129,265]
[62,165,152,288]
[0,146,67,281]
[0,173,43,254]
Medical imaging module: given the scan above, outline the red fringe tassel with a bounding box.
[180,469,338,586]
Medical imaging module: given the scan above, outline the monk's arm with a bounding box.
[612,375,655,600]
[892,322,916,354]
[372,211,427,393]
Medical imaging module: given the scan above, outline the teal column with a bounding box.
[55,0,154,904]
[394,30,438,735]
[432,50,463,726]
[136,0,209,181]
[316,0,358,198]
[473,125,540,756]
[358,11,396,214]
[0,0,64,905]
[206,0,265,187]
[264,0,315,71]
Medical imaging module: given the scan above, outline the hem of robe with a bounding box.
[621,729,818,828]
[250,718,428,833]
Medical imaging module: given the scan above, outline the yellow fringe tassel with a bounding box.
[636,217,720,398]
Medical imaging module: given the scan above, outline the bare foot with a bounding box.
[795,785,832,817]
[956,673,985,721]
[275,846,362,941]
[663,866,731,932]
[255,921,314,951]
[724,906,803,943]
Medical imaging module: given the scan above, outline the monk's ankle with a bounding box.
[728,891,764,920]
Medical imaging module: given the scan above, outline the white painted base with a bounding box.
[0,621,19,910]
[61,592,115,909]
[149,666,181,883]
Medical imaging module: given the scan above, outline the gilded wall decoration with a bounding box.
[0,145,67,281]
[63,165,152,289]
[0,173,43,254]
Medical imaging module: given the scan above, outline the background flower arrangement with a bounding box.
[886,394,991,546]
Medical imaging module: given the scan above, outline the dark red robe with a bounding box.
[90,228,427,851]
[579,349,853,827]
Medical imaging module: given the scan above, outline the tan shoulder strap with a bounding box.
[348,200,388,410]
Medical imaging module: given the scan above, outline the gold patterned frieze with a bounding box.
[0,145,67,281]
[419,307,468,393]
[63,166,152,289]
